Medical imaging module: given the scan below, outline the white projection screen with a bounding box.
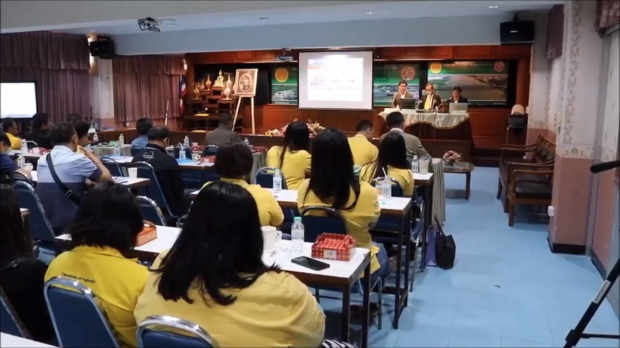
[298,51,374,110]
[0,82,38,119]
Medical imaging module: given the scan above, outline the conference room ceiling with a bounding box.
[1,0,563,36]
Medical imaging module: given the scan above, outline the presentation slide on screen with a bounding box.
[298,51,373,110]
[0,82,37,119]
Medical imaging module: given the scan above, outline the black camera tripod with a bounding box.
[563,159,620,348]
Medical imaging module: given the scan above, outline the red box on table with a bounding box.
[311,233,356,261]
[136,221,157,246]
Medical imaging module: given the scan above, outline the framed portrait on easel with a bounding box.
[233,69,258,96]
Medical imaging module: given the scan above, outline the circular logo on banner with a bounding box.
[274,68,289,83]
[429,63,443,74]
[494,61,506,72]
[400,66,416,81]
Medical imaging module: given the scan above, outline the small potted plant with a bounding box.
[442,150,461,165]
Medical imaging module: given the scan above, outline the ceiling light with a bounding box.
[167,23,177,27]
[488,5,499,9]
[366,11,375,15]
[259,17,269,20]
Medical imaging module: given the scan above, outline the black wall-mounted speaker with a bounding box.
[89,40,116,59]
[500,20,535,44]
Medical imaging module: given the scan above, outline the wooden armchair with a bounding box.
[507,165,554,226]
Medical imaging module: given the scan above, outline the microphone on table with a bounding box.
[590,160,620,173]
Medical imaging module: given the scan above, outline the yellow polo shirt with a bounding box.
[7,133,22,150]
[297,179,381,273]
[45,246,148,347]
[359,163,415,197]
[266,146,310,190]
[203,178,284,226]
[134,251,326,347]
[348,134,378,166]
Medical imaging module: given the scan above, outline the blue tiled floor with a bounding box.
[323,167,619,347]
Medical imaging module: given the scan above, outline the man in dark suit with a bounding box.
[447,86,469,104]
[204,113,241,146]
[391,80,414,108]
[419,83,442,110]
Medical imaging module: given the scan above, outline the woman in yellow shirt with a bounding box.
[2,118,23,150]
[359,132,415,197]
[135,182,325,347]
[45,182,148,347]
[297,128,393,283]
[265,121,311,190]
[204,142,284,227]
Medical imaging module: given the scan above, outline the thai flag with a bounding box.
[179,75,186,116]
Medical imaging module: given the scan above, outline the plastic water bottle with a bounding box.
[272,169,282,191]
[381,176,392,199]
[118,134,125,146]
[244,138,250,146]
[113,144,121,157]
[93,132,99,143]
[20,139,28,154]
[16,154,25,168]
[291,217,304,256]
[183,135,190,148]
[411,155,419,173]
[179,145,186,160]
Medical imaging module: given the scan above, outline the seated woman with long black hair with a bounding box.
[359,132,415,197]
[135,182,325,347]
[297,128,394,284]
[266,121,311,190]
[0,185,54,343]
[45,182,148,347]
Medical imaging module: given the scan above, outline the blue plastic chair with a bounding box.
[300,206,384,329]
[137,315,215,348]
[136,196,166,226]
[254,167,288,189]
[44,276,119,348]
[12,181,57,246]
[101,156,124,177]
[0,287,29,338]
[132,161,179,223]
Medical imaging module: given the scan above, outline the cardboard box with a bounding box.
[311,233,356,261]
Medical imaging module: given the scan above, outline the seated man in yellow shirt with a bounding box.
[135,182,325,347]
[204,142,284,227]
[2,118,23,150]
[359,132,415,197]
[265,121,311,190]
[45,182,148,347]
[348,120,378,167]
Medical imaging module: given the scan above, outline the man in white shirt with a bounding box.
[391,80,414,108]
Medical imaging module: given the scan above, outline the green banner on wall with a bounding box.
[373,63,421,106]
[427,61,509,106]
[270,66,298,105]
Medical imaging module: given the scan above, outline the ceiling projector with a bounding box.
[138,17,161,32]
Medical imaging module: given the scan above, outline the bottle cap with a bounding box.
[294,216,301,222]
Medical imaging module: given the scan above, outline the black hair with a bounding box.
[398,80,408,87]
[0,130,9,146]
[136,118,153,136]
[356,120,373,133]
[0,185,33,263]
[68,181,143,254]
[371,132,409,180]
[67,114,82,122]
[1,118,16,132]
[452,86,462,93]
[153,181,278,306]
[385,111,405,129]
[278,121,310,168]
[32,113,49,130]
[425,83,434,90]
[218,113,233,126]
[214,142,253,179]
[147,126,169,142]
[305,128,359,210]
[49,122,76,146]
[73,121,90,139]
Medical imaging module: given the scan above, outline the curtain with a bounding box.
[596,0,620,31]
[546,4,565,60]
[113,55,183,122]
[0,31,90,123]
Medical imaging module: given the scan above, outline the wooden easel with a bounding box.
[232,95,255,134]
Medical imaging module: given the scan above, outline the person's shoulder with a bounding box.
[359,181,376,195]
[257,271,310,297]
[297,178,310,193]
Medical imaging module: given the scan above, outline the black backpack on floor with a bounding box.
[434,217,456,270]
